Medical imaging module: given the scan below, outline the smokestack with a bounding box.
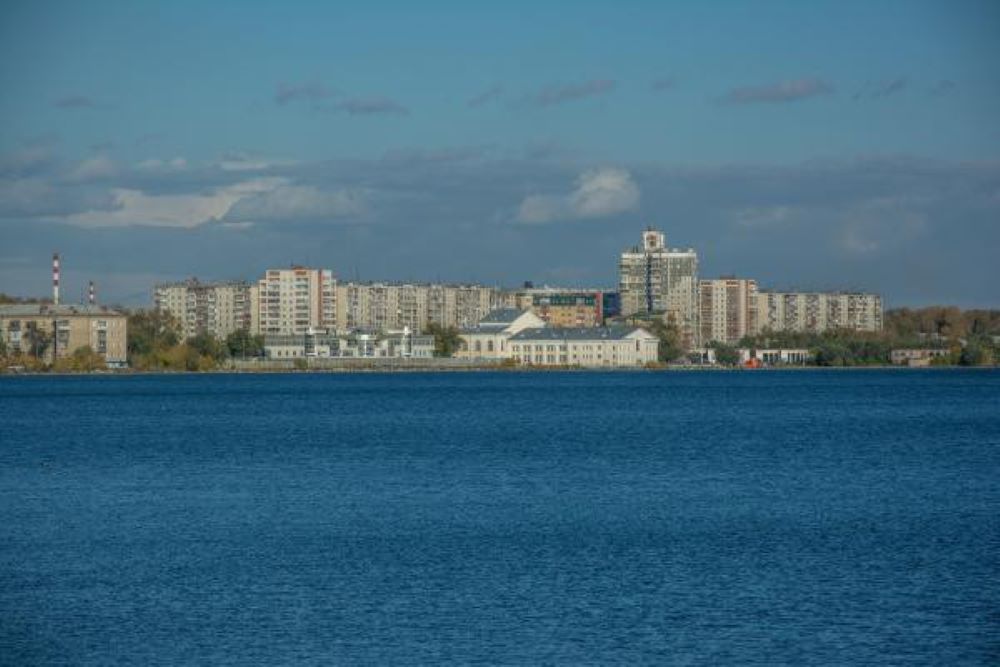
[52,253,60,305]
[88,281,95,306]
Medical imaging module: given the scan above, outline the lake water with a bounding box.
[1,370,998,665]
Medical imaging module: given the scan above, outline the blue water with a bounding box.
[1,370,998,665]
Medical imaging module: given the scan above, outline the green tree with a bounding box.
[127,309,180,357]
[645,317,685,363]
[959,338,993,366]
[712,343,740,367]
[23,322,51,360]
[425,323,462,357]
[226,330,264,358]
[188,332,227,362]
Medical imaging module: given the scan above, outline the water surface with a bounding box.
[1,370,998,664]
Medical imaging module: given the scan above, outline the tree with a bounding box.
[645,317,685,363]
[226,330,264,358]
[23,323,51,360]
[959,338,994,366]
[425,323,462,357]
[188,332,227,362]
[127,309,180,357]
[53,346,107,372]
[712,343,740,367]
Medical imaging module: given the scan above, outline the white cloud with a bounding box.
[67,154,116,182]
[62,177,286,228]
[224,184,367,222]
[735,205,795,228]
[136,157,187,171]
[516,167,639,224]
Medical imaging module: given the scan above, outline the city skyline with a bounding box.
[2,1,999,306]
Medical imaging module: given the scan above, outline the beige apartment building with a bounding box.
[334,282,500,333]
[756,291,883,333]
[619,228,700,348]
[0,304,127,367]
[154,279,253,340]
[256,267,336,336]
[510,287,611,328]
[699,278,759,345]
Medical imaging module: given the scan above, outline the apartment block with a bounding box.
[699,278,759,345]
[619,228,700,348]
[509,287,619,328]
[756,291,883,333]
[154,279,253,340]
[334,282,499,333]
[0,304,127,367]
[256,267,336,336]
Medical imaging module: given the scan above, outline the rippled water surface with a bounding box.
[1,370,999,665]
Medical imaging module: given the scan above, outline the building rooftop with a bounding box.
[478,308,529,325]
[0,304,125,317]
[510,326,651,341]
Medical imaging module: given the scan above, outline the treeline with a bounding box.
[126,310,264,371]
[736,307,1000,367]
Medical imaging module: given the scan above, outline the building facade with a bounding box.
[263,327,434,359]
[756,291,883,333]
[508,327,659,367]
[256,267,336,336]
[0,304,127,367]
[699,278,759,345]
[619,228,699,349]
[509,287,619,328]
[154,279,253,340]
[334,282,500,333]
[458,308,546,359]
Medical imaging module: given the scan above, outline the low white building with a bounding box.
[739,348,812,366]
[458,309,546,359]
[890,348,949,367]
[264,327,435,359]
[509,327,659,368]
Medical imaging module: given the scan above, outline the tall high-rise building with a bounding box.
[756,291,883,333]
[699,278,759,345]
[619,228,700,348]
[154,279,253,340]
[256,267,336,336]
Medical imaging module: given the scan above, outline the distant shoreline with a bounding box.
[3,363,996,377]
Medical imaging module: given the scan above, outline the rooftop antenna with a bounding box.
[89,281,96,305]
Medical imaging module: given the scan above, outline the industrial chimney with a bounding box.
[52,253,60,305]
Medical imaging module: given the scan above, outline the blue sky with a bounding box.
[1,0,999,305]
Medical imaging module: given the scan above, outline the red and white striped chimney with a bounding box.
[88,280,95,305]
[52,253,60,305]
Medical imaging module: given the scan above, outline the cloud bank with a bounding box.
[516,167,640,223]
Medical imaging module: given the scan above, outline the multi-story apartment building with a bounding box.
[334,282,499,333]
[509,287,620,328]
[154,279,253,340]
[756,291,883,333]
[699,278,759,345]
[619,228,700,348]
[256,267,336,336]
[0,304,127,367]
